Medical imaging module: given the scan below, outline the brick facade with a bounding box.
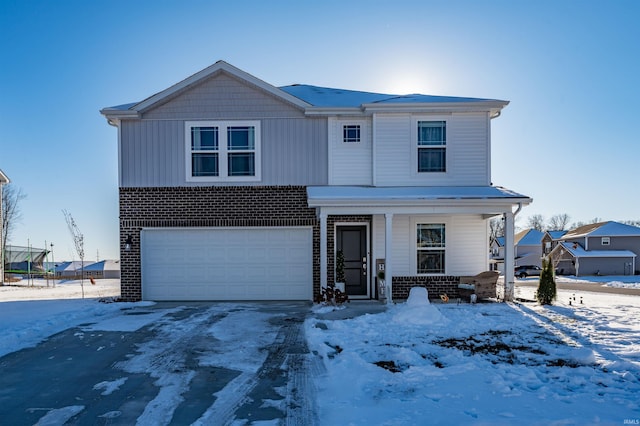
[119,186,319,301]
[391,276,462,301]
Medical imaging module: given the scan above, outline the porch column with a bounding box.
[385,213,393,304]
[503,211,515,302]
[319,211,328,291]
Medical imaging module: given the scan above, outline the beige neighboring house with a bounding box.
[0,169,9,284]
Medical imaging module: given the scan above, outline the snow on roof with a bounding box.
[515,229,544,246]
[307,185,530,201]
[558,242,636,258]
[279,84,503,108]
[547,230,568,239]
[563,221,640,239]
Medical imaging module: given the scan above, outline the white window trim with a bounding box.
[410,116,449,176]
[185,120,261,182]
[601,237,610,246]
[411,217,448,275]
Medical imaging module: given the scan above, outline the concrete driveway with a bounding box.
[0,301,320,425]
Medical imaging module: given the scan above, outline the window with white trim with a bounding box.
[417,120,446,173]
[343,125,361,143]
[416,223,445,274]
[186,121,260,181]
[601,237,610,246]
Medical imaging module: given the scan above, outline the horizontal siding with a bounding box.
[373,214,488,277]
[120,118,327,187]
[447,215,489,275]
[449,113,489,185]
[375,115,412,186]
[330,118,372,185]
[374,112,490,186]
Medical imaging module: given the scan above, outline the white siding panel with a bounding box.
[329,118,372,185]
[447,215,489,275]
[374,113,490,186]
[392,215,411,275]
[375,115,412,186]
[449,113,490,186]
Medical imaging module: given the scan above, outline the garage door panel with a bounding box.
[141,227,312,301]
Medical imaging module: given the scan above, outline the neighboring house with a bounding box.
[83,260,121,279]
[548,221,639,276]
[101,60,531,302]
[490,228,544,272]
[541,230,567,257]
[0,169,8,284]
[514,229,544,267]
[489,236,505,271]
[55,260,121,279]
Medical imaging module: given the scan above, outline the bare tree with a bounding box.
[2,184,26,284]
[526,214,546,231]
[62,209,85,298]
[489,217,505,241]
[548,214,571,231]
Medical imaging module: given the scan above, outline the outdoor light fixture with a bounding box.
[125,235,133,252]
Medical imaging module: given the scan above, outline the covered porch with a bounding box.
[307,186,532,303]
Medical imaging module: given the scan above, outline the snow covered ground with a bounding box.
[307,278,640,425]
[1,277,639,424]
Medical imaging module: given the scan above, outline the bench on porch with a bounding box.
[458,271,500,302]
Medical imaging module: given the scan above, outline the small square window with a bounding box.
[343,125,361,143]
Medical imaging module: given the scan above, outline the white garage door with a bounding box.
[141,227,313,301]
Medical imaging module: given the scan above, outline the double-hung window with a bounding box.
[416,224,445,274]
[186,121,260,181]
[417,121,446,173]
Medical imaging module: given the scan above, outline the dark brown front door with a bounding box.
[337,226,368,296]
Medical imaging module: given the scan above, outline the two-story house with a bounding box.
[101,61,531,302]
[548,221,639,276]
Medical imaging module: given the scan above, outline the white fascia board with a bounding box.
[133,60,311,113]
[99,108,140,123]
[362,101,508,116]
[308,197,531,211]
[0,169,9,184]
[315,204,527,216]
[304,107,365,116]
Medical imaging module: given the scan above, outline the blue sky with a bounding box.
[1,0,638,260]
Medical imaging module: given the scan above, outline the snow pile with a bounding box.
[392,287,447,325]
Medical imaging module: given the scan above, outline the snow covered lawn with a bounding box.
[307,284,640,425]
[1,277,639,424]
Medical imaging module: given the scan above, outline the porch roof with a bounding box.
[307,186,531,211]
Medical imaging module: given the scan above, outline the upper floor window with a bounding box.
[416,223,445,274]
[343,125,361,143]
[186,121,261,182]
[417,121,446,173]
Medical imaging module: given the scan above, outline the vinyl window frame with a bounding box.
[415,223,446,275]
[413,118,447,174]
[185,120,261,182]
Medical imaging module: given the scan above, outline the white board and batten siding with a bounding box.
[372,214,488,277]
[141,227,313,301]
[373,112,490,187]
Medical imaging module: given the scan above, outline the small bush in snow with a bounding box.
[536,258,557,305]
